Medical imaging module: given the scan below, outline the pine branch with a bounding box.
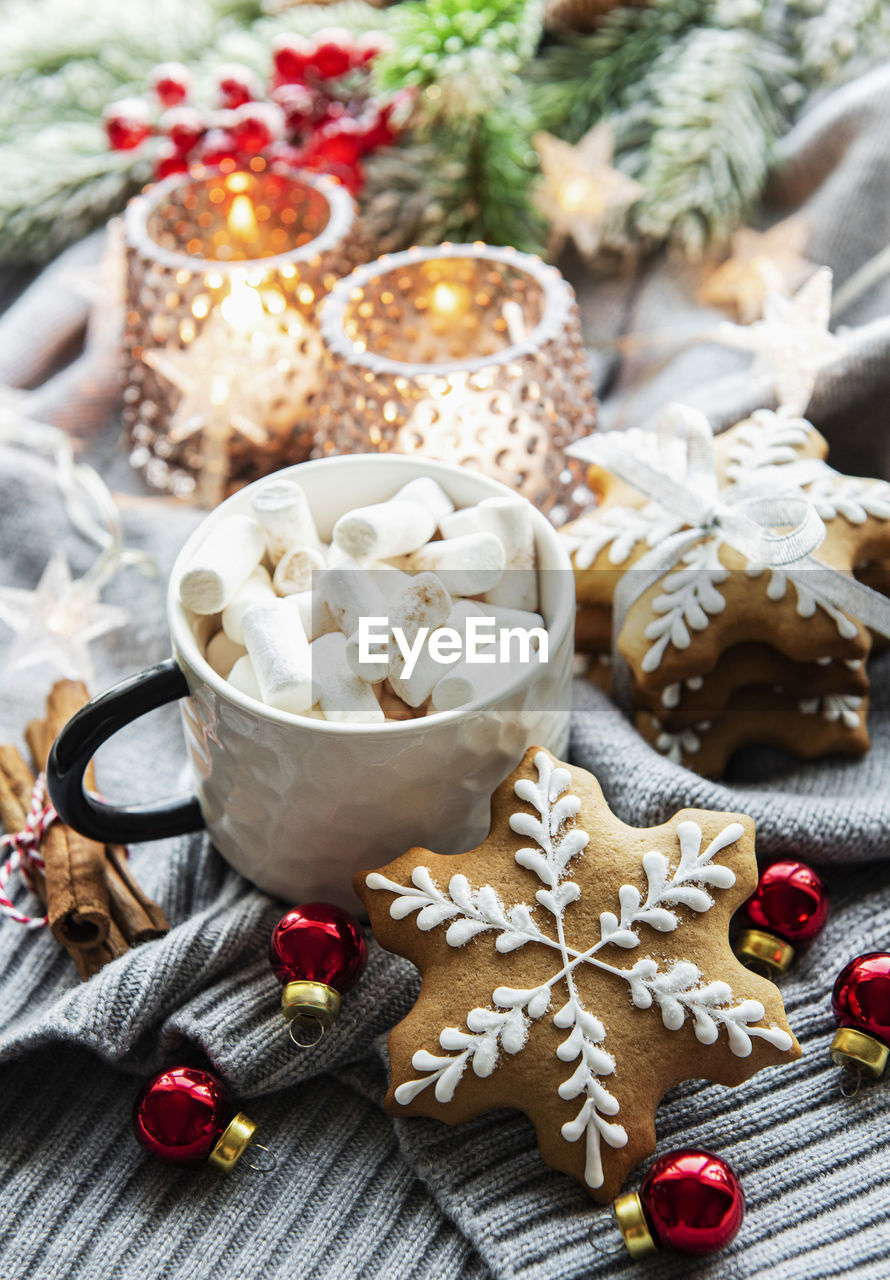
[788,0,890,85]
[464,104,547,251]
[531,0,713,141]
[362,108,546,255]
[366,1,546,251]
[0,0,383,265]
[0,0,256,81]
[373,0,545,121]
[613,26,794,258]
[0,125,148,268]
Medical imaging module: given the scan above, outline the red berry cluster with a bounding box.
[103,29,406,193]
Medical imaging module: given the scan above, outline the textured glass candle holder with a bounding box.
[316,243,597,521]
[123,160,366,504]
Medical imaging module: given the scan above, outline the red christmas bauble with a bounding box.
[160,106,206,154]
[104,99,152,151]
[272,34,315,85]
[198,128,242,170]
[308,29,354,80]
[269,903,367,993]
[832,953,890,1048]
[300,127,362,171]
[150,61,192,108]
[350,100,399,153]
[231,103,285,154]
[641,1149,745,1255]
[156,145,190,180]
[743,860,829,946]
[271,83,321,132]
[217,63,261,109]
[351,32,391,67]
[133,1066,232,1165]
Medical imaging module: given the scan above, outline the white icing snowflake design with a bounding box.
[655,723,709,761]
[798,693,864,730]
[366,752,792,1190]
[564,409,890,671]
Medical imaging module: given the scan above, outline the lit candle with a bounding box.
[317,243,597,521]
[123,159,366,502]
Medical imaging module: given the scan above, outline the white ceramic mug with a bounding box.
[47,455,575,910]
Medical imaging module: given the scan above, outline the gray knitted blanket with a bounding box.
[2,69,890,1280]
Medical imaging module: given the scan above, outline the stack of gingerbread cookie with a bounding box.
[562,407,890,776]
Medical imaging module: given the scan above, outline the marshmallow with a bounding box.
[430,657,521,713]
[325,539,355,569]
[272,545,326,596]
[390,477,455,526]
[388,573,453,647]
[332,498,436,562]
[227,654,262,701]
[386,572,453,694]
[292,589,338,642]
[376,684,423,721]
[221,566,275,644]
[179,515,265,614]
[242,596,314,714]
[478,602,545,640]
[311,631,386,724]
[344,627,389,685]
[439,507,483,540]
[205,629,247,679]
[402,532,505,596]
[374,565,414,600]
[442,498,536,608]
[477,497,537,611]
[388,599,482,708]
[187,609,220,650]
[346,572,452,696]
[317,562,390,637]
[250,479,322,563]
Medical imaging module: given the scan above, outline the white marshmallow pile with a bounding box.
[179,475,545,724]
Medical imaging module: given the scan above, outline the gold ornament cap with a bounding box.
[735,928,794,976]
[613,1191,657,1258]
[281,980,341,1028]
[830,1027,889,1079]
[208,1112,257,1173]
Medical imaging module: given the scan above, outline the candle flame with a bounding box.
[430,282,468,316]
[228,193,258,241]
[220,273,265,332]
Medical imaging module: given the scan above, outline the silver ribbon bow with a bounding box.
[567,403,890,707]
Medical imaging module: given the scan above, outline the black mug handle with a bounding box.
[46,659,205,845]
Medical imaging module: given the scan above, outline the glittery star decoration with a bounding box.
[712,267,844,414]
[534,123,643,259]
[0,552,128,682]
[145,304,322,508]
[698,216,815,323]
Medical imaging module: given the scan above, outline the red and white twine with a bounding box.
[0,775,56,928]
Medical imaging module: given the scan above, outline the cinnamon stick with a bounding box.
[0,750,48,907]
[0,681,171,980]
[0,744,37,810]
[24,720,46,776]
[35,684,169,952]
[40,681,111,951]
[105,845,169,942]
[69,918,130,980]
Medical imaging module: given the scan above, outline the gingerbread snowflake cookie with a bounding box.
[356,747,799,1202]
[638,688,870,777]
[562,409,890,686]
